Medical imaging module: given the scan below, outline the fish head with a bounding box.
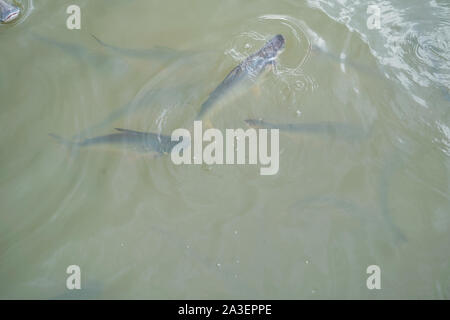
[0,2,20,23]
[260,34,285,61]
[245,34,285,77]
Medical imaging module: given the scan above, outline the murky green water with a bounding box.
[0,0,449,299]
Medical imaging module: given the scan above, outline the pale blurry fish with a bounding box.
[196,34,285,120]
[245,119,368,142]
[378,151,407,243]
[50,128,188,156]
[72,85,186,140]
[31,33,118,67]
[32,33,191,64]
[439,86,450,102]
[0,0,20,23]
[91,34,194,61]
[72,51,214,140]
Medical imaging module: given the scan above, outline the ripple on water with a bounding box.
[408,22,450,87]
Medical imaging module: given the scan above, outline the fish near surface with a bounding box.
[196,34,285,121]
[245,119,369,142]
[50,128,188,157]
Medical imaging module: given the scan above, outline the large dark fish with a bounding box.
[50,128,187,156]
[0,0,20,23]
[196,34,286,120]
[245,119,368,142]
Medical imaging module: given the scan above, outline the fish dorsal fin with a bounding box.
[207,65,242,99]
[222,65,242,86]
[114,128,145,135]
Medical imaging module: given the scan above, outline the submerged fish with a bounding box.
[72,50,216,140]
[439,86,450,102]
[33,32,191,64]
[0,0,20,23]
[31,33,116,67]
[378,152,407,243]
[72,86,187,141]
[50,128,188,156]
[91,34,193,61]
[245,119,368,142]
[196,34,285,120]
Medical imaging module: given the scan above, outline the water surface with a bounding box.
[0,0,449,299]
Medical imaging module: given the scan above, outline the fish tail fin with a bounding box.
[49,133,80,157]
[91,33,116,52]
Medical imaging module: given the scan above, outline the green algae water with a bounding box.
[0,0,449,299]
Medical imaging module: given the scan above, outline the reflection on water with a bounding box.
[0,0,449,299]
